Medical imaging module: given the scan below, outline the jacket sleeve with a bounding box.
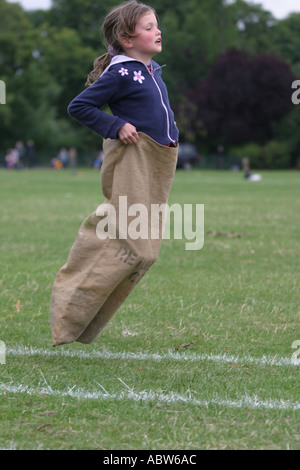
[67,71,127,139]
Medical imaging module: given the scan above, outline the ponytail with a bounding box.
[85,52,112,86]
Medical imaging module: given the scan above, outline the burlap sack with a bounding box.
[50,132,178,346]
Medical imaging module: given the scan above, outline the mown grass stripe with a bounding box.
[6,345,297,367]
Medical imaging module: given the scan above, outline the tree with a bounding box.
[0,0,97,159]
[48,0,118,49]
[267,13,300,76]
[225,0,277,53]
[39,26,95,119]
[1,0,299,165]
[178,48,295,148]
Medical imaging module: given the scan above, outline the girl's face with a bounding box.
[129,11,162,60]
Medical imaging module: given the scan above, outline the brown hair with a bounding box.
[86,0,156,86]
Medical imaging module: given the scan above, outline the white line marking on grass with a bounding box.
[7,345,297,367]
[0,382,299,410]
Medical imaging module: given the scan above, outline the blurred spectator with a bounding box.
[216,144,225,169]
[57,147,68,167]
[51,156,63,170]
[26,140,36,167]
[68,146,77,169]
[5,147,19,168]
[242,157,251,179]
[242,157,262,181]
[93,150,104,169]
[5,149,15,168]
[15,141,25,166]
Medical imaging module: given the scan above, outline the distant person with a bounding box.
[216,144,225,169]
[93,150,104,169]
[242,157,262,181]
[5,149,15,168]
[51,156,63,170]
[242,157,251,179]
[5,147,19,168]
[26,140,36,168]
[68,146,77,169]
[57,147,68,168]
[15,141,25,167]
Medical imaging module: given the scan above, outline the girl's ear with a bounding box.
[120,35,133,50]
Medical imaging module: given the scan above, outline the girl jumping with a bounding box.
[50,0,179,346]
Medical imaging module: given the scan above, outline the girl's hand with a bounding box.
[118,123,139,144]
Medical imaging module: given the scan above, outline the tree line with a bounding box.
[0,0,299,168]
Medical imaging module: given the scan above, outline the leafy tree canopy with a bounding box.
[0,0,299,166]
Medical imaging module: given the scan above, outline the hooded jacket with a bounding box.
[67,55,179,146]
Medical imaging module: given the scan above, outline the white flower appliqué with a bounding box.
[118,67,129,76]
[133,70,145,84]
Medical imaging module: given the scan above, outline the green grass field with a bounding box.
[0,167,299,450]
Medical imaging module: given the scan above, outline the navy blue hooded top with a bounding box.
[67,55,179,146]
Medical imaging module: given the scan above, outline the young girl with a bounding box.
[50,0,179,346]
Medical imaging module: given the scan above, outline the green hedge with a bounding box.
[229,141,291,169]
